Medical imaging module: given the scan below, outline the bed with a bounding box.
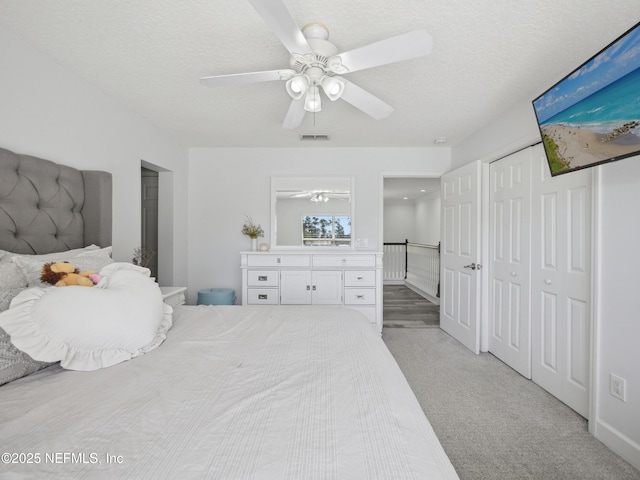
[0,147,459,479]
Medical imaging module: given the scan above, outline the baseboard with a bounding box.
[405,282,440,305]
[594,418,640,470]
[383,279,405,285]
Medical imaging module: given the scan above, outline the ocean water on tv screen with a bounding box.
[541,67,640,140]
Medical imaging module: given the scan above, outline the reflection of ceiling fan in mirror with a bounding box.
[289,190,349,202]
[200,0,433,129]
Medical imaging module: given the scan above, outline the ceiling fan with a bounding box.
[289,190,350,202]
[200,0,433,129]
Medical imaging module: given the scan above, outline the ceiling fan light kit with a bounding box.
[289,190,349,202]
[320,75,345,101]
[200,0,433,129]
[310,192,330,203]
[285,74,309,99]
[304,85,322,113]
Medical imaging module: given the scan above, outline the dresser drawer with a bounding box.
[247,254,311,267]
[247,270,279,287]
[246,288,279,305]
[344,270,376,287]
[312,254,376,267]
[344,288,376,305]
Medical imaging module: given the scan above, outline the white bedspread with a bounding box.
[0,305,458,479]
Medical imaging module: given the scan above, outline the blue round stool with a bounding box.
[197,288,236,305]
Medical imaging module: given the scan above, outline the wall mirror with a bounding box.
[271,176,355,248]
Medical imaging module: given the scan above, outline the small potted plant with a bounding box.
[241,215,264,251]
[132,246,156,268]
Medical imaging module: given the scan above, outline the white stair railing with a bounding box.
[406,243,440,303]
[383,242,407,283]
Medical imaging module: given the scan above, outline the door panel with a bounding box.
[280,270,342,305]
[541,291,558,371]
[280,270,311,304]
[312,271,343,305]
[488,148,531,378]
[531,145,591,417]
[440,161,481,353]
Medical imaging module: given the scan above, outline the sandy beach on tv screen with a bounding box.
[541,123,640,169]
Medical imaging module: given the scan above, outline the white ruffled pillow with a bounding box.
[0,263,172,371]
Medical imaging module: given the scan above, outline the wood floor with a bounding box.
[383,284,439,328]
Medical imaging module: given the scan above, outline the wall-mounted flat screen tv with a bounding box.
[533,21,640,176]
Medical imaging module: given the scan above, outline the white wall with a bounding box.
[383,201,416,243]
[453,95,640,469]
[451,98,541,168]
[383,193,440,246]
[415,192,441,245]
[594,159,640,465]
[188,147,451,304]
[0,26,189,287]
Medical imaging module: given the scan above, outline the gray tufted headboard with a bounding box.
[0,147,112,254]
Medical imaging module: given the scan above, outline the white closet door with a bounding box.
[488,148,532,378]
[440,161,482,354]
[531,145,591,418]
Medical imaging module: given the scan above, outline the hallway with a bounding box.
[382,285,439,328]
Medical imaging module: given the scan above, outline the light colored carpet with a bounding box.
[382,327,640,480]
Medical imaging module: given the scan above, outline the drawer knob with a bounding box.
[258,275,267,281]
[356,295,365,299]
[356,276,364,280]
[258,294,268,300]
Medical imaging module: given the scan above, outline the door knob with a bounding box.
[464,263,480,270]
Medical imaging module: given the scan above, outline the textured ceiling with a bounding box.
[0,1,638,149]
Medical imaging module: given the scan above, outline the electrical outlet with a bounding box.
[356,238,368,248]
[610,374,626,402]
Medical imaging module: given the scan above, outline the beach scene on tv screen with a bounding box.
[533,23,640,175]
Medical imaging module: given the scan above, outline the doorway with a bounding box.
[141,167,159,279]
[380,175,441,328]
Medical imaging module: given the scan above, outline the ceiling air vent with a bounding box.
[300,134,330,141]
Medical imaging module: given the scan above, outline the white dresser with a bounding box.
[241,250,384,332]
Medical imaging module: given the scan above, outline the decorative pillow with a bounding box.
[0,289,26,313]
[12,247,113,287]
[0,264,29,314]
[0,327,53,386]
[0,244,102,264]
[0,263,28,291]
[0,263,172,371]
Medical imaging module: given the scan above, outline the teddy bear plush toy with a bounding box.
[40,261,97,287]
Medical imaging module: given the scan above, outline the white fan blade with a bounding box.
[334,30,432,74]
[340,80,393,120]
[326,194,348,201]
[282,98,306,129]
[200,69,290,87]
[248,0,313,55]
